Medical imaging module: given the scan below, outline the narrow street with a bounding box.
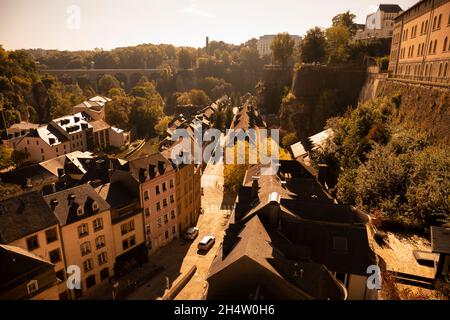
[125,155,234,300]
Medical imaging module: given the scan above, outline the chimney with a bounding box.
[158,160,165,174]
[267,192,281,229]
[95,159,104,170]
[251,176,259,199]
[149,164,156,178]
[68,194,75,206]
[317,164,328,186]
[50,199,58,211]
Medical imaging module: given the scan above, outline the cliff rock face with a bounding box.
[280,65,365,139]
[375,80,450,143]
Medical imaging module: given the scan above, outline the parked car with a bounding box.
[198,235,215,251]
[184,227,199,240]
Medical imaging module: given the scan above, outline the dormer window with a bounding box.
[77,207,84,216]
[92,201,99,212]
[27,280,39,295]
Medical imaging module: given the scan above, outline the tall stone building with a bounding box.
[388,0,450,84]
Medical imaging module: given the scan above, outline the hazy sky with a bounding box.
[0,0,418,50]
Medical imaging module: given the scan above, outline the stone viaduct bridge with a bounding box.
[40,68,167,90]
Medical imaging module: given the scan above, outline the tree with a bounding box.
[98,74,120,95]
[332,11,357,35]
[326,25,352,64]
[177,48,195,69]
[106,95,133,130]
[129,97,164,138]
[299,27,327,63]
[155,116,172,136]
[282,132,298,148]
[189,89,209,106]
[270,33,295,67]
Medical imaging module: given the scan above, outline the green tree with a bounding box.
[177,48,195,69]
[98,74,120,95]
[282,132,298,148]
[332,11,357,35]
[270,33,295,67]
[326,25,352,64]
[299,27,327,63]
[155,116,173,136]
[129,97,164,138]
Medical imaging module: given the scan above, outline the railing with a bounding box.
[388,73,450,87]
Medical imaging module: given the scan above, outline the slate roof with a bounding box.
[379,4,403,13]
[118,153,175,183]
[0,244,55,296]
[95,182,136,209]
[43,184,110,226]
[234,160,377,276]
[0,191,59,243]
[208,214,346,300]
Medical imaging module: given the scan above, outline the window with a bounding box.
[93,218,103,231]
[98,252,108,265]
[145,224,151,235]
[145,208,150,217]
[333,236,348,251]
[170,179,174,188]
[434,40,438,53]
[171,210,175,220]
[155,185,160,195]
[26,235,39,251]
[49,248,61,263]
[86,274,96,289]
[164,214,168,224]
[163,199,167,208]
[165,230,169,239]
[95,235,106,249]
[437,14,442,29]
[27,280,39,295]
[83,259,93,272]
[172,226,176,235]
[45,228,58,244]
[56,270,65,281]
[144,190,149,201]
[162,182,166,192]
[100,268,110,281]
[77,207,84,216]
[122,236,136,250]
[121,220,135,235]
[444,37,448,52]
[157,217,162,228]
[81,241,91,256]
[78,223,89,238]
[170,195,174,203]
[156,202,161,211]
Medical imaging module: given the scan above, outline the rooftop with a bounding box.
[0,191,59,243]
[43,184,110,226]
[0,244,55,297]
[51,112,91,135]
